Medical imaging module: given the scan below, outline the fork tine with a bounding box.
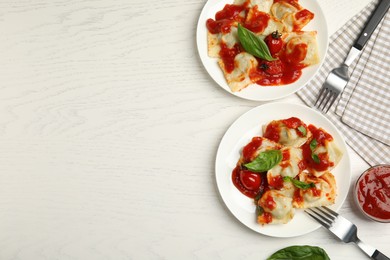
[322,206,339,217]
[324,93,338,113]
[314,87,326,106]
[314,87,327,108]
[314,207,336,221]
[305,208,332,229]
[320,90,334,112]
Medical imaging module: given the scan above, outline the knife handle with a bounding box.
[372,250,390,260]
[353,0,390,50]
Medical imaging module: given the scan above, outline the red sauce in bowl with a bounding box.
[355,165,390,222]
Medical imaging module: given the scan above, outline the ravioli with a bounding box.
[234,0,274,12]
[218,52,259,92]
[267,147,304,188]
[293,171,337,208]
[257,189,295,224]
[206,0,319,91]
[263,117,311,147]
[231,117,343,226]
[271,1,314,32]
[303,125,343,177]
[282,31,320,66]
[239,136,283,163]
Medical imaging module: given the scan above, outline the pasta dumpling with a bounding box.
[293,171,337,208]
[263,117,311,147]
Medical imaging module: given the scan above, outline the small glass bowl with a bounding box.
[354,164,390,223]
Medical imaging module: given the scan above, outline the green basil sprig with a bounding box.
[244,150,282,172]
[237,24,275,61]
[297,126,307,136]
[283,176,315,190]
[310,139,320,164]
[267,245,330,260]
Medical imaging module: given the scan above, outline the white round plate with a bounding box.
[215,103,351,237]
[196,0,328,101]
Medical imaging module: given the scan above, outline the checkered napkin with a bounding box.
[297,0,390,166]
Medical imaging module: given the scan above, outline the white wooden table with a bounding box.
[1,0,388,259]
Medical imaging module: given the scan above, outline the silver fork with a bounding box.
[306,206,390,260]
[314,0,390,113]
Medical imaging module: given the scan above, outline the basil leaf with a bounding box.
[244,150,282,172]
[256,205,264,216]
[297,126,307,136]
[310,138,317,151]
[312,153,320,164]
[283,176,315,190]
[309,139,320,164]
[267,245,330,260]
[237,24,275,61]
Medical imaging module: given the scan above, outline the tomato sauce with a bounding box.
[244,6,270,33]
[232,165,268,199]
[302,125,334,172]
[293,189,303,204]
[302,142,332,172]
[269,175,284,189]
[274,0,301,9]
[356,165,390,222]
[205,0,314,87]
[263,117,307,142]
[206,4,246,34]
[258,211,273,224]
[263,121,280,142]
[294,9,314,31]
[260,192,277,210]
[219,43,242,73]
[242,136,263,163]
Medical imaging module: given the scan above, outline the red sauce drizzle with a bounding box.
[274,0,301,9]
[263,122,280,142]
[269,175,284,189]
[244,6,270,33]
[242,137,263,163]
[357,165,390,221]
[232,165,268,199]
[310,187,322,197]
[281,117,302,129]
[309,124,333,145]
[293,189,303,204]
[206,4,246,34]
[302,143,331,172]
[219,43,242,73]
[205,0,313,87]
[294,9,314,31]
[262,193,277,210]
[284,43,308,64]
[263,117,307,142]
[258,212,273,224]
[282,149,290,161]
[302,125,334,172]
[282,117,307,137]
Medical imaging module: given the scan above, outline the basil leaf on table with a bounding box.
[283,176,315,189]
[244,150,282,172]
[267,245,330,260]
[237,24,275,61]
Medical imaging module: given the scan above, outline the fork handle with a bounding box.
[354,0,390,50]
[372,250,390,260]
[356,239,390,260]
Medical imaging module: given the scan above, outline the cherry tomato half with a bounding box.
[240,170,262,191]
[264,30,283,56]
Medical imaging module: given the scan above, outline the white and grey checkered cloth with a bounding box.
[298,0,390,166]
